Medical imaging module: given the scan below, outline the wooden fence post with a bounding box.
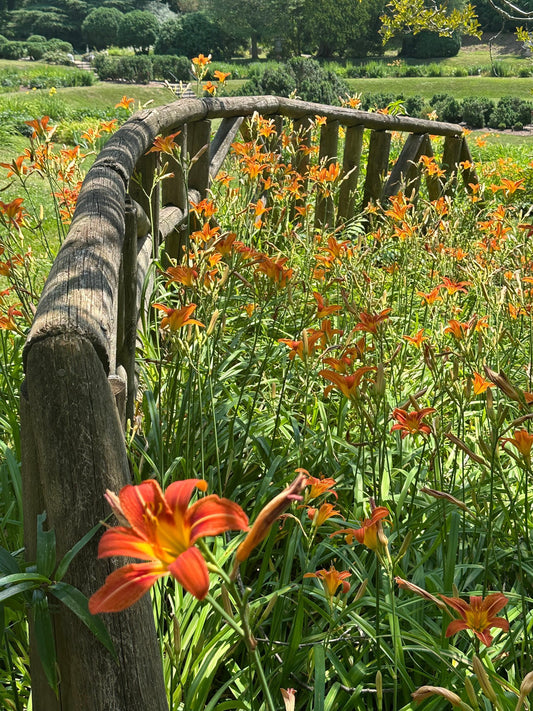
[315,120,339,229]
[21,335,169,711]
[337,124,364,224]
[362,130,391,209]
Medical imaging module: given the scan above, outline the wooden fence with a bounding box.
[20,95,476,710]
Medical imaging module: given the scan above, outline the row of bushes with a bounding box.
[360,92,532,130]
[341,59,533,79]
[92,53,192,84]
[0,34,74,62]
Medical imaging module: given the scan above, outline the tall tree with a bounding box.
[207,0,287,59]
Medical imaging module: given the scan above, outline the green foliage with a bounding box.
[488,95,533,129]
[154,11,241,60]
[301,0,387,57]
[0,41,27,60]
[117,9,158,53]
[431,92,463,122]
[400,30,462,58]
[82,6,124,50]
[242,57,349,105]
[461,95,495,127]
[151,54,190,81]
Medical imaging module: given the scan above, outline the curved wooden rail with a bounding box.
[20,95,476,710]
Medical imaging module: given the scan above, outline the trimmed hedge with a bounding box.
[359,91,531,129]
[93,53,191,84]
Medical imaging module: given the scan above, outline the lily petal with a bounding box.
[97,527,157,561]
[119,480,170,532]
[188,495,249,543]
[169,546,210,600]
[89,561,167,614]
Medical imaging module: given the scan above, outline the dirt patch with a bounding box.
[461,32,529,57]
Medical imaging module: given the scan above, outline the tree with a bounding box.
[118,9,158,52]
[207,0,288,59]
[300,0,386,57]
[82,7,123,49]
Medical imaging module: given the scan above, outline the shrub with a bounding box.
[404,95,427,117]
[488,96,532,129]
[0,34,8,47]
[431,94,463,123]
[241,57,349,106]
[118,55,152,83]
[44,39,73,54]
[401,30,461,58]
[26,34,46,43]
[461,97,495,128]
[0,41,27,60]
[42,51,74,66]
[151,55,190,82]
[26,41,47,60]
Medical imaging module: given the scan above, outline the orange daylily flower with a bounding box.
[306,476,337,500]
[0,198,27,227]
[438,276,471,295]
[153,303,204,330]
[306,502,342,526]
[444,319,469,341]
[25,115,55,139]
[192,54,211,67]
[190,222,220,243]
[203,81,216,95]
[88,479,249,611]
[147,131,181,155]
[391,407,435,438]
[501,429,533,462]
[440,593,509,646]
[472,372,494,395]
[213,70,230,84]
[304,565,351,598]
[417,286,442,306]
[0,154,30,178]
[333,506,390,550]
[233,474,307,567]
[403,329,427,348]
[165,265,198,288]
[115,96,135,110]
[0,305,23,331]
[313,291,341,319]
[354,308,392,334]
[319,366,375,400]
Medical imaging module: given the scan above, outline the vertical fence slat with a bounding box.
[382,132,427,202]
[337,124,364,223]
[129,151,160,251]
[209,117,244,179]
[315,120,339,229]
[188,119,212,198]
[290,116,313,220]
[362,130,391,208]
[459,136,479,193]
[119,197,138,426]
[441,134,463,195]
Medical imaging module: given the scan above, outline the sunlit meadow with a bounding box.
[0,73,532,710]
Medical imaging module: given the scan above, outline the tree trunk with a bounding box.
[251,34,259,60]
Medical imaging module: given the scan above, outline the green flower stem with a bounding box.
[204,593,246,640]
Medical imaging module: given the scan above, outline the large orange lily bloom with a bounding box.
[440,593,509,646]
[89,479,249,612]
[390,407,435,438]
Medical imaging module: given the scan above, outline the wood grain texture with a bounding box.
[23,335,168,711]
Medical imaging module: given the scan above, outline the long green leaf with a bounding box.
[55,522,102,582]
[32,589,58,695]
[49,582,116,659]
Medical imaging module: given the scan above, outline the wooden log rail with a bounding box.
[20,95,476,710]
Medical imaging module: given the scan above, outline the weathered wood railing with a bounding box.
[20,95,476,710]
